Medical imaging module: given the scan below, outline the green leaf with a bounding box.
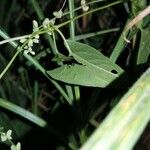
[47,64,114,87]
[47,41,124,87]
[110,20,139,63]
[68,40,123,74]
[136,27,150,65]
[131,0,146,16]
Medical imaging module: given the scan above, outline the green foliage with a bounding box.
[47,40,123,87]
[81,67,150,150]
[136,27,150,65]
[0,0,150,149]
[131,0,146,15]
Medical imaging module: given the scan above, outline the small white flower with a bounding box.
[42,18,50,28]
[33,38,39,43]
[33,20,38,28]
[28,47,33,52]
[20,38,26,43]
[0,129,12,142]
[16,142,21,150]
[49,18,56,25]
[19,20,40,56]
[42,18,54,35]
[1,133,7,142]
[48,32,52,35]
[28,39,33,47]
[29,50,35,55]
[81,0,86,5]
[82,5,89,12]
[24,45,28,49]
[6,130,12,140]
[11,142,21,150]
[33,20,39,32]
[34,35,39,39]
[81,0,89,12]
[53,10,63,19]
[24,47,35,55]
[33,34,40,43]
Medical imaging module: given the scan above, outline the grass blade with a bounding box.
[81,67,150,150]
[73,28,120,41]
[0,98,47,127]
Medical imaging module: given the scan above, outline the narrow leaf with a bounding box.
[0,98,47,127]
[81,67,150,150]
[136,27,150,65]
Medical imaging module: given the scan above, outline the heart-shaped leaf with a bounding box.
[47,41,124,87]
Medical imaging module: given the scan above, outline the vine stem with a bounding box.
[52,25,72,55]
[0,34,30,45]
[0,50,20,80]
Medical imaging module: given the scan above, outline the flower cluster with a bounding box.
[53,0,65,19]
[53,10,63,19]
[20,9,65,55]
[20,20,40,55]
[81,0,89,12]
[11,143,21,150]
[42,9,64,28]
[0,128,21,150]
[1,129,12,142]
[42,18,55,35]
[41,8,65,35]
[19,0,67,56]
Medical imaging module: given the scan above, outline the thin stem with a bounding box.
[67,0,76,104]
[0,34,30,79]
[67,0,106,15]
[0,29,18,47]
[51,0,106,22]
[60,0,67,10]
[0,50,20,80]
[53,26,72,54]
[52,31,59,54]
[66,85,74,104]
[32,81,38,115]
[68,0,81,106]
[69,0,75,40]
[74,86,80,102]
[30,0,57,55]
[0,34,30,46]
